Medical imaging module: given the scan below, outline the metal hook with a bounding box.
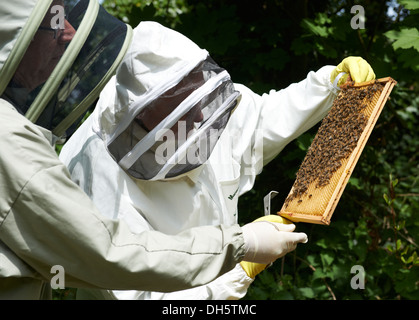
[263,191,278,216]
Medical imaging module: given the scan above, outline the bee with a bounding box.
[286,81,382,201]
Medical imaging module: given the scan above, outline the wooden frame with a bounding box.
[278,77,397,225]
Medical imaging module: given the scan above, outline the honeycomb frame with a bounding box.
[278,77,397,225]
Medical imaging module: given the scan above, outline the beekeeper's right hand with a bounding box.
[241,215,308,264]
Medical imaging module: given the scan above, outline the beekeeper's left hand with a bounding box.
[240,215,304,279]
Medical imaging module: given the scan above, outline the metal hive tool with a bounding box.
[278,77,397,225]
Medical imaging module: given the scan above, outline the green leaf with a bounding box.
[298,287,315,299]
[312,268,327,281]
[396,239,402,251]
[383,193,390,205]
[348,177,362,190]
[400,0,419,10]
[396,220,406,231]
[306,254,318,267]
[296,133,314,151]
[385,28,419,51]
[302,19,329,37]
[316,238,328,249]
[320,252,334,267]
[401,254,413,264]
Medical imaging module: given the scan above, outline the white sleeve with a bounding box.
[109,263,253,300]
[228,65,338,194]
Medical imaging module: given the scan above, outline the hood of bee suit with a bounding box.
[0,0,132,139]
[92,21,241,181]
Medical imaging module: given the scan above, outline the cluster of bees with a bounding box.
[284,81,384,207]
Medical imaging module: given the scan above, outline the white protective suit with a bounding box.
[59,21,339,299]
[0,1,251,299]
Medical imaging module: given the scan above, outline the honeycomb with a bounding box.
[278,77,397,225]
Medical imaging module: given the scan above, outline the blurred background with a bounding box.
[57,0,419,300]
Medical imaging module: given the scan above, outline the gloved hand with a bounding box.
[241,215,308,268]
[330,56,375,87]
[240,215,296,278]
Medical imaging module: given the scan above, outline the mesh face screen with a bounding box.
[279,77,397,225]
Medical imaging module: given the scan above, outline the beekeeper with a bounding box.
[59,21,375,299]
[0,0,305,300]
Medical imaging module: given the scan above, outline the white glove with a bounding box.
[241,218,308,264]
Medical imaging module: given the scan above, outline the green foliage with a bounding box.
[103,0,189,27]
[385,28,419,51]
[70,0,419,300]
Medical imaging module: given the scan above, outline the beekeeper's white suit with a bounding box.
[60,21,339,299]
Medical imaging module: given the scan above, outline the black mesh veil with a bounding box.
[108,57,241,180]
[37,1,129,137]
[4,0,131,139]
